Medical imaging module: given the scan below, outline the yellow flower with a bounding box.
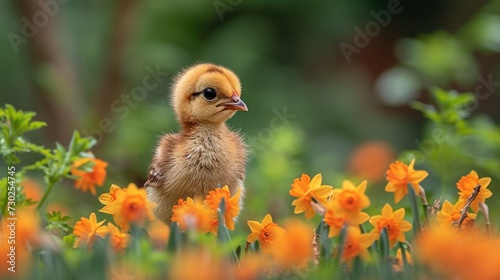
[436,200,476,228]
[71,158,108,196]
[73,213,108,250]
[393,248,412,272]
[331,180,370,225]
[323,205,346,237]
[341,226,377,268]
[456,170,492,212]
[172,197,218,234]
[275,219,314,268]
[385,159,428,203]
[205,186,241,230]
[99,183,156,232]
[98,184,124,206]
[106,223,129,252]
[247,214,285,254]
[290,174,333,219]
[369,203,412,248]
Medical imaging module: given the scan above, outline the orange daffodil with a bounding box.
[324,206,346,237]
[290,174,333,219]
[247,214,285,254]
[456,170,492,212]
[385,159,428,203]
[369,203,412,248]
[73,214,130,252]
[99,183,156,232]
[171,186,242,234]
[71,157,108,195]
[436,200,476,228]
[106,223,130,252]
[342,226,377,267]
[73,213,109,250]
[172,197,218,234]
[205,186,242,230]
[331,180,370,225]
[74,183,156,252]
[393,248,412,272]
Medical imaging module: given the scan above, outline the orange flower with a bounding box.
[71,157,108,195]
[172,197,218,234]
[73,213,108,250]
[417,227,500,280]
[147,220,170,249]
[247,214,285,254]
[1,209,41,276]
[348,141,395,181]
[99,184,124,206]
[393,248,412,272]
[341,226,377,268]
[385,159,428,203]
[456,170,492,212]
[369,203,412,248]
[324,205,346,237]
[290,174,333,219]
[99,183,156,232]
[169,249,225,280]
[436,200,476,228]
[275,219,314,268]
[331,180,370,225]
[205,186,241,230]
[106,223,129,252]
[20,178,43,203]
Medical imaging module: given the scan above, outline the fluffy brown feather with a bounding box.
[145,63,248,222]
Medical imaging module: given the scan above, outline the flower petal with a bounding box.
[393,208,405,221]
[261,214,273,226]
[479,177,492,189]
[394,187,407,203]
[343,180,356,190]
[309,173,322,189]
[381,204,393,217]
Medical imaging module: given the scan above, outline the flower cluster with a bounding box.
[72,183,156,252]
[172,185,242,233]
[3,148,495,280]
[283,159,493,276]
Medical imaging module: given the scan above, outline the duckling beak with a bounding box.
[217,94,248,111]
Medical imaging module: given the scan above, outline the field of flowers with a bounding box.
[1,87,500,279]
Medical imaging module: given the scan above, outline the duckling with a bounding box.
[145,63,248,222]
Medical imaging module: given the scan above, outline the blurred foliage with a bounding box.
[0,0,499,229]
[401,88,500,202]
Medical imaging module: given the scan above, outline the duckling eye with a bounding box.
[202,87,217,101]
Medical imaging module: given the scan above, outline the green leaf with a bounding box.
[334,224,348,265]
[167,222,182,252]
[216,198,238,263]
[316,221,332,258]
[62,233,77,249]
[399,242,410,272]
[46,211,73,234]
[407,184,421,238]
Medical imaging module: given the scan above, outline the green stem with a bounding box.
[36,132,77,212]
[36,181,55,212]
[407,184,421,238]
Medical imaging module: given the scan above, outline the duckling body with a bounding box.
[145,64,247,222]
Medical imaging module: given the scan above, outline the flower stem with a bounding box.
[36,132,77,212]
[407,184,420,238]
[36,181,54,212]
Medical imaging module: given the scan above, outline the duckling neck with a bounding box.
[180,121,228,137]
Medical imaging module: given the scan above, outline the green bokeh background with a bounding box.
[1,0,500,233]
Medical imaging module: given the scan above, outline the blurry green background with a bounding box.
[1,0,500,231]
